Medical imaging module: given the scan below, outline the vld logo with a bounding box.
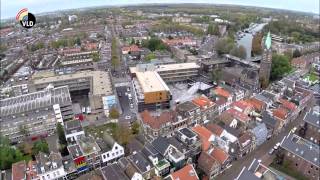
[16,8,36,29]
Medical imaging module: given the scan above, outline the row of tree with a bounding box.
[215,37,247,59]
[111,38,120,70]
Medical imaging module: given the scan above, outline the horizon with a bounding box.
[1,0,319,20]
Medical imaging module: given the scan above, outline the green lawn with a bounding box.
[84,123,118,139]
[270,160,309,180]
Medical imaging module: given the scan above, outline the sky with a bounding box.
[1,0,319,19]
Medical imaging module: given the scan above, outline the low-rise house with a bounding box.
[174,128,202,163]
[67,136,101,172]
[235,158,287,180]
[238,132,255,158]
[166,164,199,180]
[208,146,231,169]
[245,98,266,113]
[97,134,124,166]
[280,132,320,180]
[151,137,186,170]
[35,152,67,180]
[250,123,268,146]
[100,163,130,180]
[192,125,215,151]
[261,111,281,136]
[64,120,85,144]
[231,100,254,115]
[192,95,217,122]
[272,107,289,127]
[12,161,27,180]
[302,106,320,144]
[212,87,233,114]
[205,123,239,158]
[127,151,156,180]
[176,101,202,125]
[141,143,171,177]
[122,45,141,55]
[140,110,176,140]
[197,152,221,179]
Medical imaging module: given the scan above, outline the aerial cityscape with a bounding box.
[0,1,319,180]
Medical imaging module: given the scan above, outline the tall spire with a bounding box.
[265,31,272,50]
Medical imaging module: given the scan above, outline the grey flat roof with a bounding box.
[303,111,320,128]
[179,128,196,139]
[100,163,129,180]
[280,133,320,167]
[0,86,71,116]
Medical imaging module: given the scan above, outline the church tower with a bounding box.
[259,32,272,85]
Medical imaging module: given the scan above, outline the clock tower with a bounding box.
[259,32,272,85]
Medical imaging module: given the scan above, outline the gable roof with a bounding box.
[206,124,224,137]
[279,99,297,111]
[12,160,26,180]
[170,164,199,180]
[245,98,266,112]
[140,110,176,130]
[210,147,229,165]
[214,87,231,99]
[192,125,213,141]
[151,137,171,155]
[197,152,220,175]
[225,108,251,123]
[192,96,215,109]
[272,107,289,120]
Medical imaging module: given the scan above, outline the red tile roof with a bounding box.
[85,42,98,50]
[232,100,253,112]
[192,96,215,109]
[192,125,213,141]
[206,124,224,137]
[198,152,220,176]
[225,108,251,123]
[279,99,297,111]
[140,110,176,130]
[210,147,229,165]
[214,87,231,98]
[12,161,26,180]
[192,125,214,151]
[170,164,199,180]
[122,45,140,52]
[246,98,266,112]
[272,107,289,120]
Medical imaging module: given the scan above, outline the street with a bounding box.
[217,104,312,180]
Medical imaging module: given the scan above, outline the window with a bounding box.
[107,153,109,157]
[296,163,298,166]
[115,146,118,150]
[103,155,106,159]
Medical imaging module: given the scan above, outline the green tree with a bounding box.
[32,140,49,155]
[211,69,222,84]
[252,33,263,55]
[109,108,119,119]
[215,38,235,56]
[0,136,30,170]
[114,124,132,146]
[145,53,156,62]
[271,54,292,81]
[19,124,29,137]
[91,52,100,62]
[230,45,247,59]
[131,122,140,135]
[56,123,67,145]
[130,38,135,45]
[292,49,301,58]
[142,38,166,51]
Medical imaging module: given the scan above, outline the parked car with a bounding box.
[125,115,131,120]
[269,148,275,155]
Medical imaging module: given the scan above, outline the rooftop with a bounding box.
[32,70,112,95]
[155,63,200,72]
[12,161,26,180]
[280,133,320,167]
[170,164,199,180]
[100,163,129,180]
[0,86,71,117]
[135,71,170,93]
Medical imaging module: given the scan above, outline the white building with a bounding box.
[97,134,125,165]
[36,152,67,180]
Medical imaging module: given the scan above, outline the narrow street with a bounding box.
[218,105,312,180]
